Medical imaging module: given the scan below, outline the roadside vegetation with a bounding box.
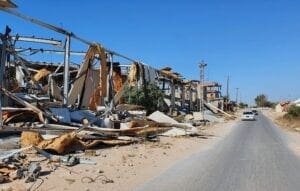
[238,102,248,109]
[123,83,164,114]
[254,94,300,131]
[255,94,275,108]
[274,105,300,131]
[284,105,300,119]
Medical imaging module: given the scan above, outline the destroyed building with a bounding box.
[200,81,224,111]
[0,2,236,185]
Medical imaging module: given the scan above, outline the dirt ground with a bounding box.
[263,109,300,132]
[1,120,237,191]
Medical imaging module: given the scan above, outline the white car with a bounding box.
[241,111,255,121]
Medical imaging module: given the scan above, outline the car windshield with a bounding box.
[243,112,253,115]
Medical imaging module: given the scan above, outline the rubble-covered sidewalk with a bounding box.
[0,1,237,190]
[1,119,236,191]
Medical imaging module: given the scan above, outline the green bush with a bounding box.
[123,83,164,114]
[254,94,275,108]
[239,102,248,109]
[286,105,300,118]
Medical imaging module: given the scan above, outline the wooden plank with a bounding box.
[1,107,33,112]
[113,81,128,105]
[68,46,95,106]
[50,78,63,101]
[0,125,74,133]
[81,69,100,109]
[1,88,45,123]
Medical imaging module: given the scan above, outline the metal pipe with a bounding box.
[0,8,71,36]
[12,36,62,46]
[14,47,87,56]
[0,36,7,126]
[0,8,138,63]
[52,70,78,76]
[106,49,137,63]
[63,34,71,105]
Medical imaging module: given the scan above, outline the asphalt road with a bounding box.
[136,113,300,191]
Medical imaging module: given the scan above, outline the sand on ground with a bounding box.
[1,120,237,191]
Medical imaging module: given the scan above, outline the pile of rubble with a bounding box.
[0,26,209,186]
[0,3,236,187]
[0,109,202,185]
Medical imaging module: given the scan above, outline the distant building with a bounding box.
[293,99,300,107]
[275,101,290,112]
[199,82,224,111]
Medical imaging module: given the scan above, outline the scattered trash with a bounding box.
[9,168,23,180]
[0,150,42,184]
[25,162,41,183]
[63,155,80,167]
[33,146,97,165]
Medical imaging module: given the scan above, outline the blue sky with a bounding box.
[1,0,300,104]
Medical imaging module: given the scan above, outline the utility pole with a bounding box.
[199,61,207,119]
[236,88,239,105]
[226,75,230,99]
[225,75,230,111]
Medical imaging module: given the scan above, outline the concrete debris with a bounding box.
[193,111,224,123]
[0,149,43,184]
[148,111,178,124]
[184,114,194,121]
[160,127,198,137]
[205,102,235,119]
